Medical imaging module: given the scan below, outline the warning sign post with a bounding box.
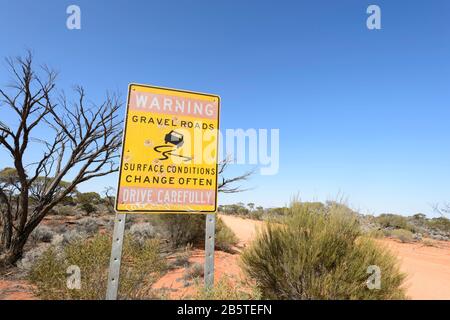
[106,84,220,299]
[115,84,220,213]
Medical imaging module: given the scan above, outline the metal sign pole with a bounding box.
[106,213,127,300]
[204,213,216,289]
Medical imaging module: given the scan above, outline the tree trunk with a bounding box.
[0,236,27,268]
[0,191,14,250]
[1,196,63,268]
[0,220,13,251]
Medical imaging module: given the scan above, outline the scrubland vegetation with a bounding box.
[1,192,449,300]
[5,191,238,299]
[219,202,450,242]
[1,174,448,301]
[1,194,449,300]
[29,234,165,299]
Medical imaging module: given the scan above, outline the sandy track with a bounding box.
[219,214,265,249]
[379,239,450,300]
[219,214,450,300]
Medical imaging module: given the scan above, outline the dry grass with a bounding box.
[28,233,166,300]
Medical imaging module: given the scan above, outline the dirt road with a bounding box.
[380,239,450,299]
[219,214,265,249]
[219,214,450,300]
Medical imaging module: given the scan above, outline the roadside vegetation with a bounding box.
[29,234,166,299]
[2,188,239,299]
[9,194,449,300]
[219,202,450,242]
[241,201,408,299]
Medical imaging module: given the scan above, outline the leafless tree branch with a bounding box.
[0,52,123,267]
[217,156,255,194]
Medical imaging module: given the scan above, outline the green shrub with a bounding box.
[266,207,288,217]
[366,229,385,239]
[193,277,261,300]
[241,203,407,300]
[156,214,205,248]
[170,245,192,269]
[28,233,166,299]
[76,192,102,205]
[129,222,157,244]
[290,201,326,214]
[80,202,97,214]
[156,215,238,251]
[76,217,99,235]
[215,218,238,252]
[376,214,414,232]
[183,262,204,281]
[385,229,414,243]
[52,205,80,216]
[249,211,264,220]
[30,225,55,243]
[427,217,450,233]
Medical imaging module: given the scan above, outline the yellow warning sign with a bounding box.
[115,84,220,213]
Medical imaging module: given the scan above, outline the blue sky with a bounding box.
[0,0,449,216]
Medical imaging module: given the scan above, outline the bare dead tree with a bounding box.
[0,52,123,267]
[217,156,254,194]
[432,202,450,218]
[102,186,116,214]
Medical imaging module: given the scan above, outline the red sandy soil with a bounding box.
[379,239,450,300]
[1,214,450,300]
[0,280,36,300]
[152,249,242,299]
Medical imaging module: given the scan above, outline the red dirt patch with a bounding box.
[152,249,242,299]
[0,280,36,300]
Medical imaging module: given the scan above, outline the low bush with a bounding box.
[62,229,86,245]
[365,229,385,239]
[129,222,157,244]
[79,202,97,214]
[427,217,450,233]
[156,214,205,248]
[18,245,50,272]
[290,201,326,214]
[156,215,238,252]
[241,202,407,300]
[51,205,80,216]
[215,218,238,252]
[170,245,192,269]
[376,214,414,232]
[385,229,414,243]
[30,225,55,243]
[76,217,99,235]
[249,211,264,220]
[183,262,204,281]
[28,233,166,299]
